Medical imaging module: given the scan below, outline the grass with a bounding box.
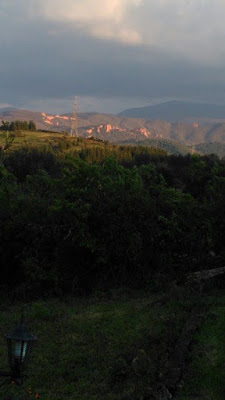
[0,131,110,155]
[0,131,64,150]
[175,291,225,400]
[0,289,224,400]
[0,291,193,400]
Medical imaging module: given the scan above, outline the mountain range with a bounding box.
[2,102,225,156]
[119,100,225,123]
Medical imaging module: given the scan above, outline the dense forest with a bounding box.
[0,141,225,300]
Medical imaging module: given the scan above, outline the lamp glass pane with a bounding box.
[14,341,27,361]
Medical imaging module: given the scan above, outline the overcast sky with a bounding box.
[1,0,225,113]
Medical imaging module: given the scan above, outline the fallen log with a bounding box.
[187,266,225,281]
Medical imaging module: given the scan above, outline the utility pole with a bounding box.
[70,96,78,137]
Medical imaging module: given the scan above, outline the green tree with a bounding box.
[0,120,10,131]
[28,120,36,131]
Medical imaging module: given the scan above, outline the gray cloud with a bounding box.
[27,0,225,63]
[1,1,225,113]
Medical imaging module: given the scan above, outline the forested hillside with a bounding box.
[1,137,225,400]
[0,138,225,299]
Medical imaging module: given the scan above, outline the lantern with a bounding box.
[6,316,37,379]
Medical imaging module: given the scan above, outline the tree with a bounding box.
[0,120,10,131]
[28,120,36,131]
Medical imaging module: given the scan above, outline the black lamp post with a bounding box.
[1,315,37,384]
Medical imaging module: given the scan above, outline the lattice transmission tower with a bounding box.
[70,96,78,136]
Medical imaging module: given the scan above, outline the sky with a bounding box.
[1,0,225,114]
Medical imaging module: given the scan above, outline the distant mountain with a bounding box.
[0,108,147,132]
[0,108,50,130]
[118,101,225,123]
[0,107,17,112]
[194,142,225,158]
[3,107,225,155]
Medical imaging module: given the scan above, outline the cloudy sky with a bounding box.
[1,0,225,113]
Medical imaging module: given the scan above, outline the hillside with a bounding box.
[0,130,167,164]
[1,144,225,399]
[119,100,225,123]
[194,142,225,158]
[3,107,225,151]
[1,130,225,399]
[0,128,198,157]
[122,138,194,156]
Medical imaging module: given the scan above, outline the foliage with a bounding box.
[0,139,225,399]
[0,143,224,297]
[0,120,36,132]
[126,138,192,156]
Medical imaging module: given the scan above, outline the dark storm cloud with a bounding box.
[1,1,225,111]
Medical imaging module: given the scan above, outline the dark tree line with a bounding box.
[77,144,167,164]
[0,120,36,132]
[0,146,224,299]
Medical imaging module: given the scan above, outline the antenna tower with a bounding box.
[70,96,78,136]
